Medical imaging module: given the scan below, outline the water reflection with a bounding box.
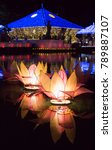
[0,68,3,79]
[36,105,76,143]
[18,91,49,118]
[0,53,95,80]
[0,79,94,143]
[0,52,95,146]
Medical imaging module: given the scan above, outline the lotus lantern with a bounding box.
[39,66,92,104]
[16,62,47,90]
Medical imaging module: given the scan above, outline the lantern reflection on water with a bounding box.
[36,105,76,143]
[16,61,47,90]
[0,53,95,146]
[18,92,47,118]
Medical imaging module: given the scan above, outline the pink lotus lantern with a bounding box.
[39,66,93,105]
[16,62,47,90]
[1,60,18,80]
[36,105,76,143]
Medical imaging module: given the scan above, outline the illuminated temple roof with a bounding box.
[77,22,95,34]
[7,8,83,29]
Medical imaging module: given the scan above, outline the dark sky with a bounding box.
[1,0,95,27]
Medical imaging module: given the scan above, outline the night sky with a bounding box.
[1,0,95,27]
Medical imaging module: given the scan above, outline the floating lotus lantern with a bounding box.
[16,61,47,90]
[0,60,18,80]
[36,105,76,143]
[39,66,93,105]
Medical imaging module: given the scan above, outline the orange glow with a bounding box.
[40,66,76,100]
[39,65,93,104]
[37,105,76,143]
[18,92,46,118]
[16,61,47,90]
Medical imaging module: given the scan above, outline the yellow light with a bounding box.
[49,14,55,18]
[50,99,71,105]
[16,62,47,90]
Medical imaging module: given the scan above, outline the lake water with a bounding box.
[0,52,95,150]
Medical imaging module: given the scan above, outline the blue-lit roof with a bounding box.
[7,8,83,29]
[77,23,95,34]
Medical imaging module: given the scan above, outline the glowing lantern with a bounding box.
[39,66,93,104]
[16,61,47,90]
[1,60,18,80]
[36,105,76,143]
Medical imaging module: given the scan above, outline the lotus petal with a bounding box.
[40,62,44,70]
[58,66,67,86]
[74,87,93,97]
[58,113,74,128]
[43,62,47,73]
[50,113,64,143]
[20,94,30,109]
[16,74,24,83]
[38,109,52,124]
[65,117,76,143]
[20,62,29,76]
[10,60,17,73]
[16,63,22,76]
[35,62,41,77]
[65,71,77,92]
[39,62,43,71]
[29,64,36,76]
[21,109,29,119]
[28,95,38,111]
[17,93,25,103]
[65,128,75,143]
[43,91,57,99]
[29,94,46,111]
[51,72,65,99]
[61,91,75,98]
[39,72,51,91]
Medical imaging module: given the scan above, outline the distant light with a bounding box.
[0,25,4,29]
[0,73,3,77]
[91,64,95,74]
[31,14,38,18]
[0,70,3,79]
[80,62,89,73]
[49,14,55,18]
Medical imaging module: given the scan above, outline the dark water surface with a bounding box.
[0,52,95,150]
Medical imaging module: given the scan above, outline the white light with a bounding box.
[24,85,39,90]
[0,73,3,77]
[50,99,71,105]
[0,25,4,29]
[31,14,38,18]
